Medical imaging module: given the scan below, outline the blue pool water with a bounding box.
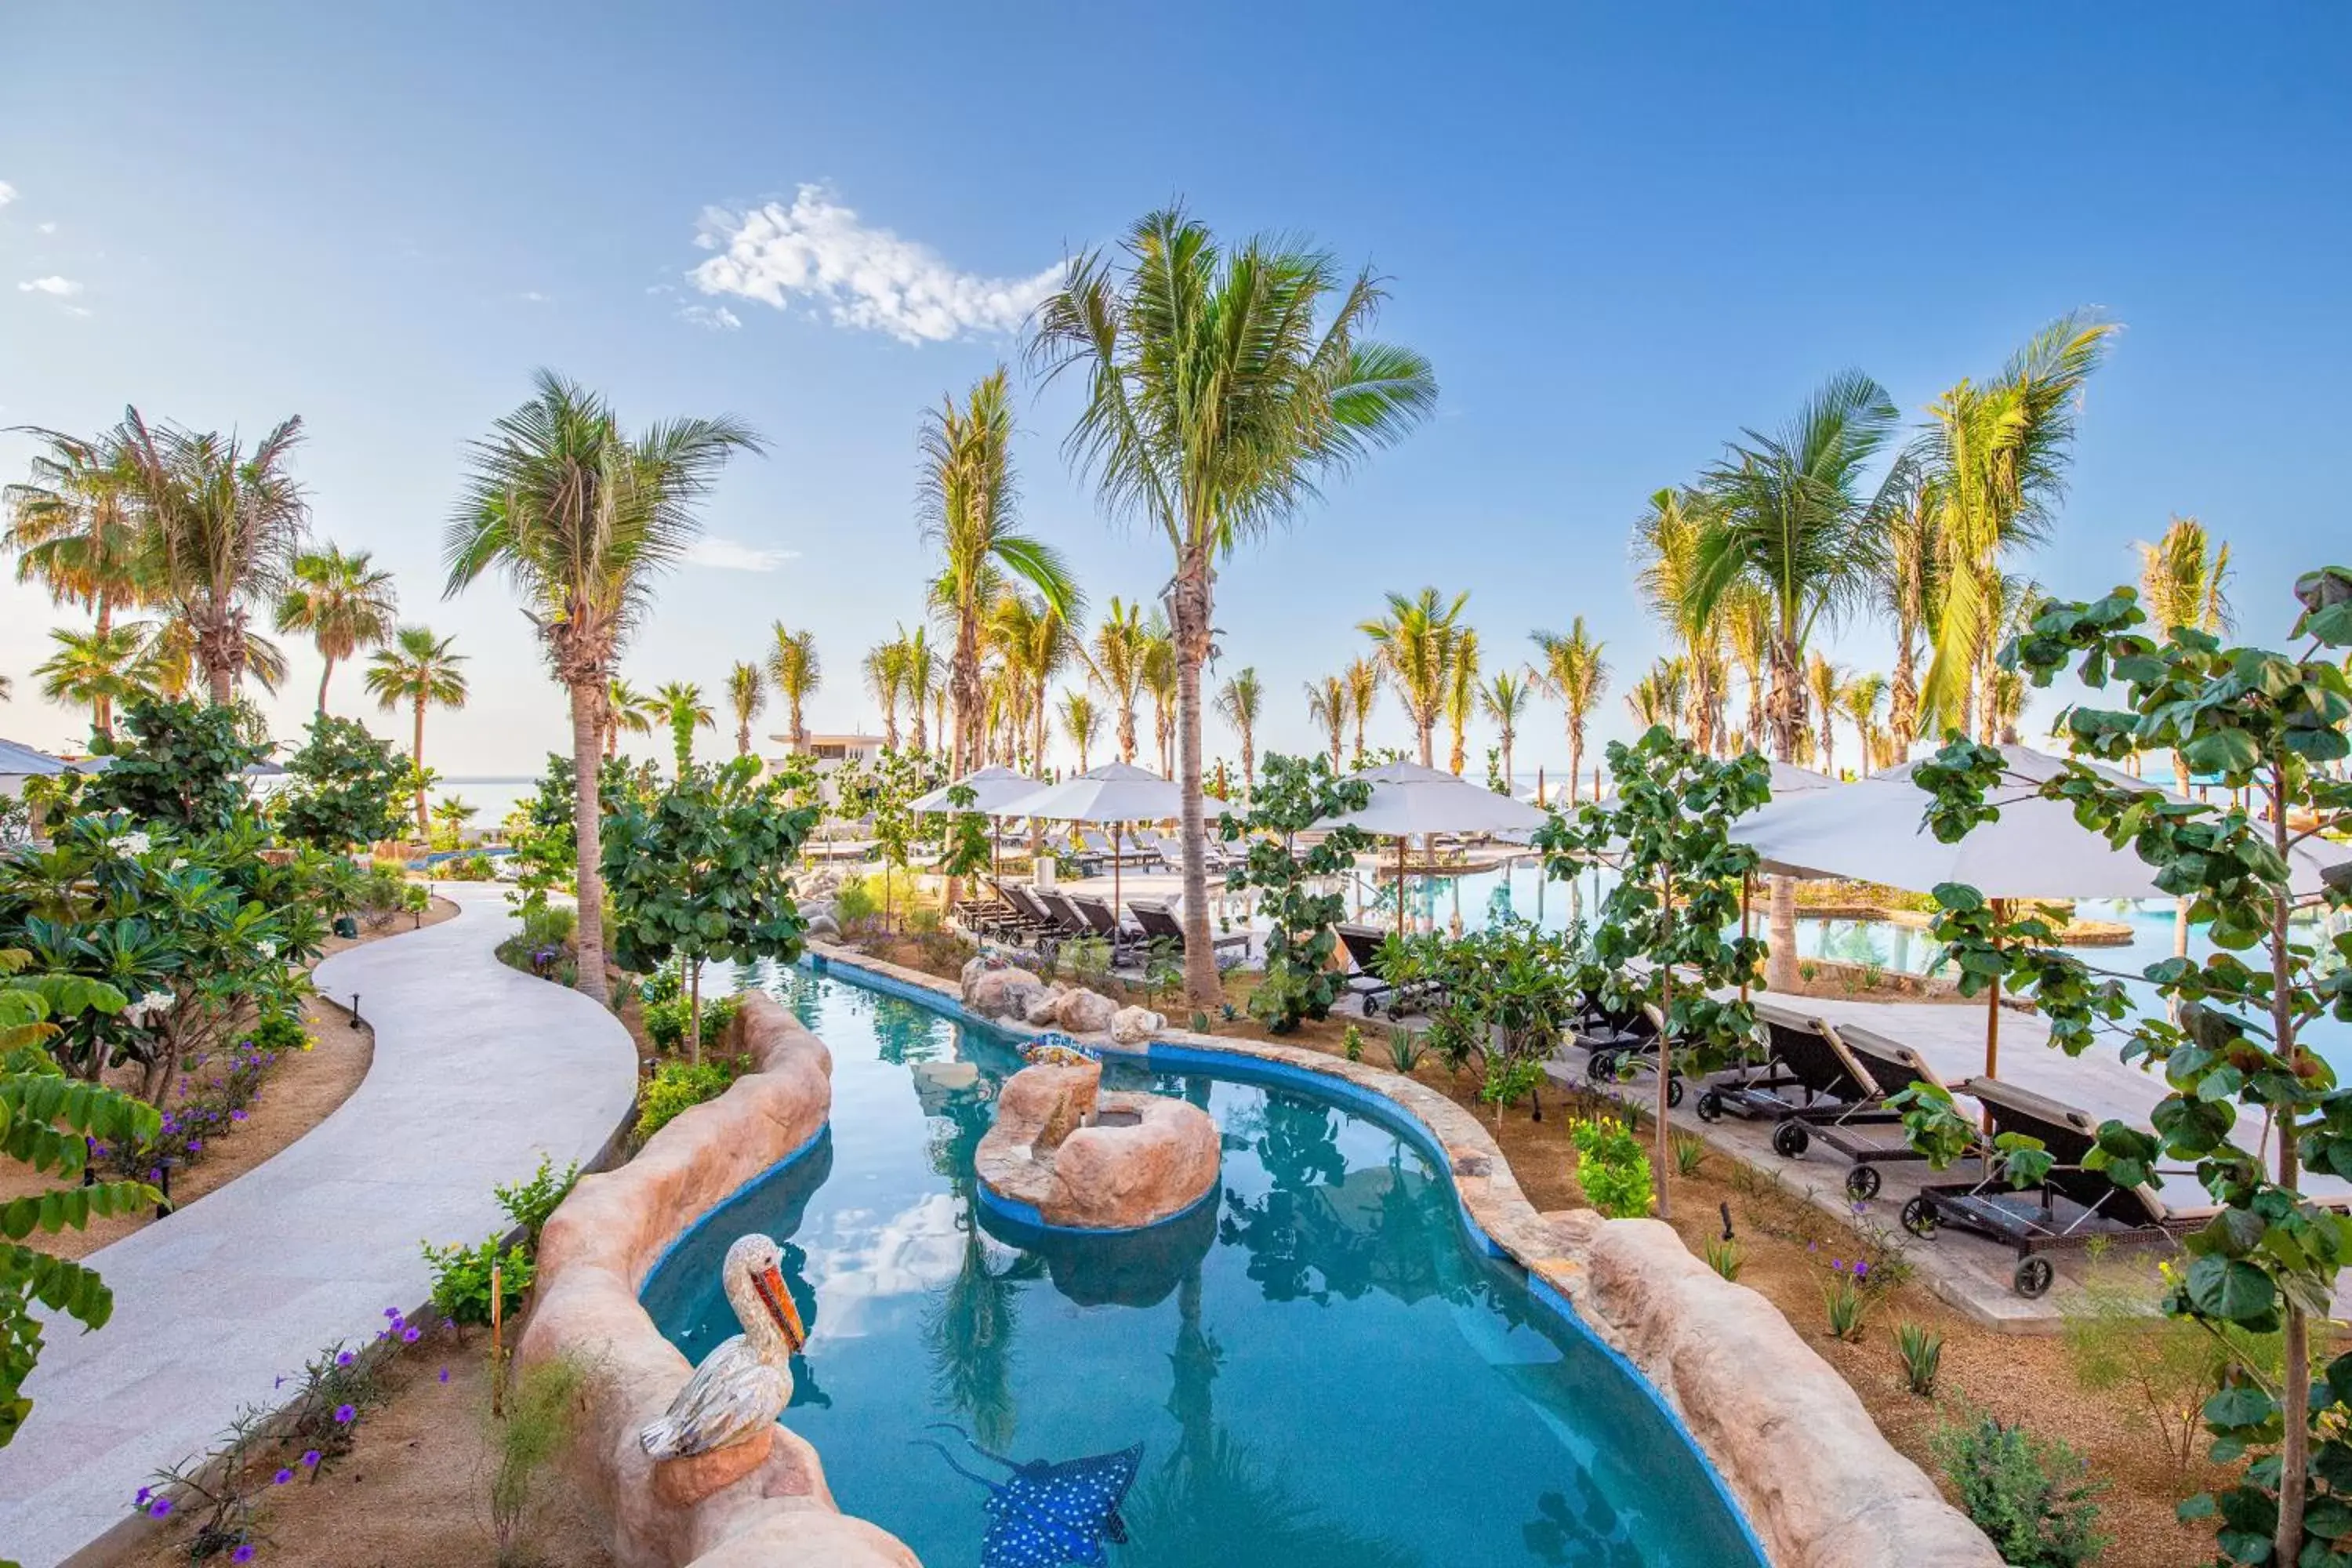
[641,964,1764,1568]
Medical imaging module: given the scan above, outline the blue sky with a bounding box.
[4,3,2347,779]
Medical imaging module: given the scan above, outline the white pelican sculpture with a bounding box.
[639,1232,808,1461]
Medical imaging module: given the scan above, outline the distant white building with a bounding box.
[765,732,887,807]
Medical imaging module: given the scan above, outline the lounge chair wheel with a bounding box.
[1695,1089,1723,1123]
[1586,1050,1617,1084]
[1844,1165,1882,1202]
[1665,1075,1685,1109]
[2012,1257,2055,1298]
[1900,1196,1938,1239]
[1771,1120,1810,1159]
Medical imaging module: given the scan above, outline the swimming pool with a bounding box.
[641,964,1765,1567]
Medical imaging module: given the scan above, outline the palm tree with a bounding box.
[4,426,147,637]
[1634,486,1727,753]
[655,680,714,774]
[1305,675,1348,771]
[863,639,908,750]
[134,613,285,702]
[727,662,765,757]
[2137,515,2234,641]
[1841,672,1888,775]
[33,624,151,742]
[1142,615,1177,775]
[603,676,659,757]
[1214,667,1265,794]
[1360,588,1469,768]
[1531,617,1609,801]
[1686,371,1903,989]
[1720,582,1771,755]
[1443,628,1480,775]
[1805,653,1849,775]
[365,626,470,839]
[114,409,310,705]
[1627,657,1688,735]
[1343,655,1380,766]
[766,623,821,746]
[1059,689,1101,771]
[1031,205,1436,1006]
[444,371,762,1004]
[919,366,1079,775]
[898,624,937,754]
[1878,464,1940,754]
[988,592,1076,776]
[1086,597,1152,764]
[1479,670,1531,793]
[1915,314,2118,739]
[274,544,397,713]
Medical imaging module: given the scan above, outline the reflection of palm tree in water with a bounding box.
[1522,1475,1651,1568]
[872,993,948,1065]
[920,1081,1040,1448]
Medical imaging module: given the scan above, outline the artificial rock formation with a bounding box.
[518,992,917,1568]
[1109,1005,1165,1046]
[976,1056,1220,1231]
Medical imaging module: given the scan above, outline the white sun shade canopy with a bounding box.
[1738,743,2351,902]
[1323,760,1550,837]
[909,765,1047,816]
[996,760,1185,824]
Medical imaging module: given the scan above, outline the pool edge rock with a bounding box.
[519,990,918,1568]
[811,939,2001,1568]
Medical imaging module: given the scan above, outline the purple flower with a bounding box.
[333,1403,356,1425]
[187,1140,202,1154]
[1831,1258,1844,1272]
[302,1449,321,1468]
[437,1367,449,1384]
[136,1486,151,1505]
[401,1326,419,1343]
[233,1544,256,1563]
[336,1351,355,1367]
[273,1468,293,1486]
[231,1109,248,1122]
[383,1307,401,1319]
[147,1497,172,1518]
[1854,1260,1871,1279]
[148,1167,162,1182]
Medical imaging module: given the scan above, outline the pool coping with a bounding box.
[804,939,2004,1568]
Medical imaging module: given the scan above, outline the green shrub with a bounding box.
[1570,1118,1654,1218]
[1342,1023,1363,1062]
[636,1059,738,1139]
[517,903,575,952]
[248,1009,310,1054]
[835,874,880,927]
[1929,1414,2109,1567]
[1820,1261,1871,1341]
[443,852,496,882]
[1385,1025,1425,1072]
[495,1156,580,1250]
[1896,1321,1944,1396]
[487,1350,595,1565]
[423,1237,535,1328]
[1704,1237,1742,1281]
[1669,1130,1708,1178]
[642,992,740,1054]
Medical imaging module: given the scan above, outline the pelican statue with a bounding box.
[639,1232,808,1461]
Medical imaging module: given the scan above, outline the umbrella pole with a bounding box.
[1981,898,2007,1134]
[1739,872,1752,1005]
[1396,833,1407,937]
[1113,822,1124,958]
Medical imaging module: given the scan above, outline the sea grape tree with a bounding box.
[1218,754,1373,1033]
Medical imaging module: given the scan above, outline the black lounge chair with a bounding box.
[1580,1001,1689,1108]
[1899,1076,2226,1298]
[1066,892,1145,960]
[1034,889,1098,946]
[1004,884,1076,954]
[1129,898,1249,960]
[1799,1021,1980,1200]
[1693,1002,1883,1163]
[1336,923,1441,1018]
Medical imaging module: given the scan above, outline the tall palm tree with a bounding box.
[1214,667,1265,794]
[274,543,397,713]
[988,592,1076,777]
[2137,515,2234,641]
[1031,205,1436,1005]
[135,613,285,702]
[1805,653,1849,775]
[1360,587,1469,768]
[444,371,762,1004]
[117,409,311,705]
[604,676,659,757]
[1531,617,1609,802]
[1059,689,1101,771]
[1343,655,1380,767]
[1686,371,1902,989]
[1635,486,1726,753]
[766,623,821,746]
[4,426,147,637]
[364,626,470,839]
[1627,657,1689,735]
[1915,314,2118,739]
[1720,583,1771,755]
[863,639,908,750]
[33,624,151,742]
[919,366,1079,775]
[1878,463,1940,754]
[1086,596,1152,764]
[1305,675,1348,772]
[1142,615,1178,775]
[727,662,765,757]
[898,624,937,754]
[1841,672,1888,775]
[1443,627,1480,775]
[1479,670,1531,793]
[655,680,713,774]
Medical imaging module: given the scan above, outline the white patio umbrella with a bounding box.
[909,765,1045,883]
[996,761,1185,919]
[1323,760,1549,935]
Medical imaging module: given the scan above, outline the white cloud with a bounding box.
[16,275,80,296]
[684,538,798,572]
[677,303,741,332]
[690,183,1065,345]
[520,289,553,303]
[0,183,15,208]
[36,222,55,234]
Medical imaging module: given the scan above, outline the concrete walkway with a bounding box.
[0,884,637,1568]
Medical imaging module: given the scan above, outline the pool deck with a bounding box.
[0,883,639,1568]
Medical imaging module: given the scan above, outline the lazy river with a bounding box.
[641,962,1764,1568]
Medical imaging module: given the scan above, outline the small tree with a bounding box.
[83,696,266,833]
[1534,728,1768,1218]
[601,756,819,1062]
[278,713,408,851]
[1218,754,1373,1033]
[1896,566,2352,1568]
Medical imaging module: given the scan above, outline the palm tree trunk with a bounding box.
[736,721,751,756]
[1416,719,1434,770]
[1501,735,1514,794]
[317,654,336,717]
[1174,561,1218,1007]
[1568,730,1583,807]
[953,613,983,775]
[570,679,610,1005]
[412,695,430,840]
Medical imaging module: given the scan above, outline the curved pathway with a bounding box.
[0,884,637,1568]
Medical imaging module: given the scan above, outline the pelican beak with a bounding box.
[754,1263,806,1353]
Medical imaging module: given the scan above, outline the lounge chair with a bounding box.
[1336,924,1441,1018]
[1798,1020,1980,1199]
[1580,1001,1686,1107]
[1129,898,1249,960]
[1035,890,1098,946]
[1067,892,1145,959]
[1004,884,1076,954]
[1898,1076,2241,1298]
[1693,1002,1883,1166]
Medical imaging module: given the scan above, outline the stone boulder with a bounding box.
[977,1058,1219,1231]
[1054,987,1118,1035]
[964,963,1051,1023]
[1109,1006,1164,1047]
[804,914,840,942]
[1024,983,1068,1028]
